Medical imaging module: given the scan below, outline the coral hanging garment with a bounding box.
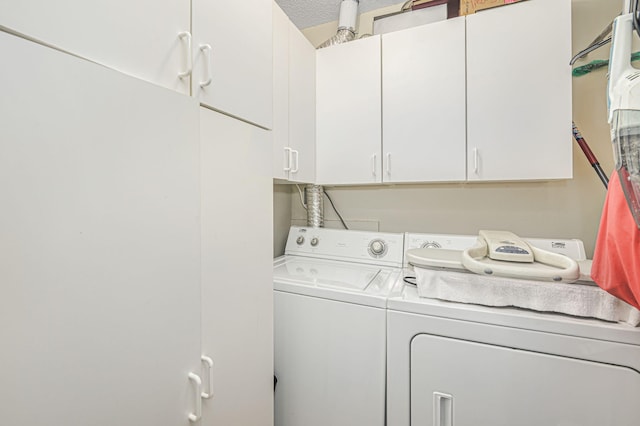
[592,171,640,310]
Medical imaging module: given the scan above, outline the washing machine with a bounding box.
[274,226,404,426]
[387,232,640,426]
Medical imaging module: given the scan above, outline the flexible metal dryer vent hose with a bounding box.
[317,0,359,49]
[305,185,324,228]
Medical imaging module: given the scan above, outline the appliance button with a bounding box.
[296,236,305,245]
[311,237,319,247]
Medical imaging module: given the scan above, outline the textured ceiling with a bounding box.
[275,0,403,29]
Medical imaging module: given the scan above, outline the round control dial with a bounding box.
[368,239,388,258]
[310,237,319,247]
[421,241,442,249]
[296,236,305,245]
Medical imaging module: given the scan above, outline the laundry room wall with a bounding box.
[273,0,621,258]
[274,183,293,256]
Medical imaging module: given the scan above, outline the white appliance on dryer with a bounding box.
[274,226,404,426]
[387,232,640,426]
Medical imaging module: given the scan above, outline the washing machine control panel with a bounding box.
[284,226,404,267]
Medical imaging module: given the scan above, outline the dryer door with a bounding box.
[411,334,640,425]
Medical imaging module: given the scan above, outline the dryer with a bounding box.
[274,226,404,426]
[387,232,640,426]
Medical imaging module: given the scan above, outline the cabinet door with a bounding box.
[382,18,466,183]
[0,32,201,425]
[200,109,273,426]
[316,36,382,185]
[411,334,640,425]
[466,0,572,181]
[288,23,316,183]
[0,1,190,94]
[192,0,273,129]
[273,3,291,180]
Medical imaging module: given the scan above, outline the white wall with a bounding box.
[276,0,622,258]
[273,183,293,256]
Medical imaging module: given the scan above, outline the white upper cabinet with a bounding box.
[288,21,317,183]
[273,3,315,183]
[0,31,201,425]
[466,0,572,181]
[316,35,382,185]
[382,17,466,183]
[315,0,572,185]
[0,0,191,94]
[192,0,273,129]
[273,3,291,180]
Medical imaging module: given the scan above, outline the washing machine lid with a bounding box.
[274,256,399,308]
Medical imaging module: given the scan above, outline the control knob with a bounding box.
[310,237,319,247]
[368,239,387,258]
[296,236,305,245]
[421,241,442,249]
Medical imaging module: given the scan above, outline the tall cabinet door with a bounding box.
[0,1,191,94]
[0,32,201,425]
[272,4,316,183]
[466,0,572,181]
[273,3,291,180]
[382,18,466,183]
[200,108,274,426]
[316,36,382,185]
[192,0,273,129]
[288,22,316,184]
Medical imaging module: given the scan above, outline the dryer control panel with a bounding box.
[285,226,405,267]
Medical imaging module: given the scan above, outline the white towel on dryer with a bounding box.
[414,266,640,326]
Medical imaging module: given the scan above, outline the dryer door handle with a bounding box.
[433,392,453,426]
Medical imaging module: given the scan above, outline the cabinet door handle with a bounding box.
[473,148,479,174]
[291,150,299,174]
[372,154,377,176]
[433,392,453,426]
[188,372,202,422]
[201,356,214,399]
[283,147,292,172]
[199,44,212,87]
[386,153,391,175]
[178,31,192,79]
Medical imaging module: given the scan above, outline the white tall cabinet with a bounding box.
[0,31,202,425]
[200,108,273,426]
[382,17,466,183]
[192,0,273,129]
[0,0,191,95]
[466,0,572,181]
[316,36,382,185]
[273,3,316,183]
